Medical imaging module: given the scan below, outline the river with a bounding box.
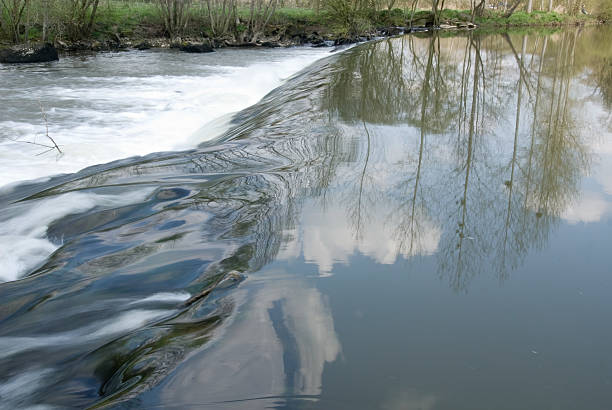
[0,27,611,409]
[0,46,336,188]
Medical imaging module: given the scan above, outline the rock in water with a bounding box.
[135,41,152,50]
[0,43,59,64]
[179,43,214,53]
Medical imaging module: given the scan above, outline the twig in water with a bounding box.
[10,101,63,156]
[38,101,62,154]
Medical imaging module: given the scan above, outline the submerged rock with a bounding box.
[183,271,246,307]
[216,271,246,289]
[179,42,214,53]
[0,43,59,64]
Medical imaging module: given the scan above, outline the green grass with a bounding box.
[476,10,565,26]
[273,7,322,23]
[93,1,162,38]
[2,0,602,45]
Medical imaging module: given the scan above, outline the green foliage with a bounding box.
[476,10,565,25]
[324,0,375,36]
[272,7,320,23]
[93,1,162,38]
[374,8,407,26]
[0,0,607,45]
[588,0,612,20]
[439,8,470,20]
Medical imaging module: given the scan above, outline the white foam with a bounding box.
[0,368,54,410]
[0,48,335,188]
[89,309,175,338]
[0,188,153,282]
[0,309,173,359]
[129,291,191,305]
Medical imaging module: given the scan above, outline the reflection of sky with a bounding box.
[279,202,441,276]
[561,84,612,224]
[380,389,439,410]
[278,125,442,276]
[150,32,612,408]
[562,193,611,224]
[158,272,341,407]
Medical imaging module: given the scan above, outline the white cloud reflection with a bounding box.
[562,193,611,224]
[159,274,341,408]
[279,200,441,276]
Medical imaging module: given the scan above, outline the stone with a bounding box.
[260,41,281,48]
[380,26,406,36]
[0,43,59,64]
[179,42,214,53]
[135,41,152,50]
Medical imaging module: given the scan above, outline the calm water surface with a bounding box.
[0,27,611,409]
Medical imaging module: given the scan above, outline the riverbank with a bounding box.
[0,5,606,52]
[75,8,607,50]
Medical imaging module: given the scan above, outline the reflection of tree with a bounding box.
[34,31,594,293]
[4,28,602,407]
[317,31,592,290]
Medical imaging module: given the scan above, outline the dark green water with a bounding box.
[0,27,611,409]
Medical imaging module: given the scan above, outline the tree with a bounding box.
[205,0,236,38]
[66,0,100,39]
[157,0,192,40]
[239,0,279,43]
[0,0,30,43]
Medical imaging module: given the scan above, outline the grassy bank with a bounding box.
[1,0,606,49]
[93,5,605,42]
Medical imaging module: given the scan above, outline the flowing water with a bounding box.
[0,46,335,188]
[0,27,611,409]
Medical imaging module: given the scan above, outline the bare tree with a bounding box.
[0,0,30,43]
[66,0,100,39]
[205,0,236,38]
[157,0,192,40]
[240,0,279,43]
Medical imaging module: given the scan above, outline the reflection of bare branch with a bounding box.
[504,33,534,99]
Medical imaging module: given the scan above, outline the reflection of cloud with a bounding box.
[281,285,341,394]
[593,154,612,195]
[582,104,612,194]
[159,275,341,407]
[279,201,441,276]
[562,193,611,224]
[380,389,439,410]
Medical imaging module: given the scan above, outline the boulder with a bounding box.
[134,41,152,50]
[311,39,335,48]
[334,37,358,46]
[380,26,405,36]
[260,40,281,48]
[0,43,59,64]
[179,42,214,53]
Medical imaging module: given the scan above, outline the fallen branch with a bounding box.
[38,101,62,154]
[9,101,62,156]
